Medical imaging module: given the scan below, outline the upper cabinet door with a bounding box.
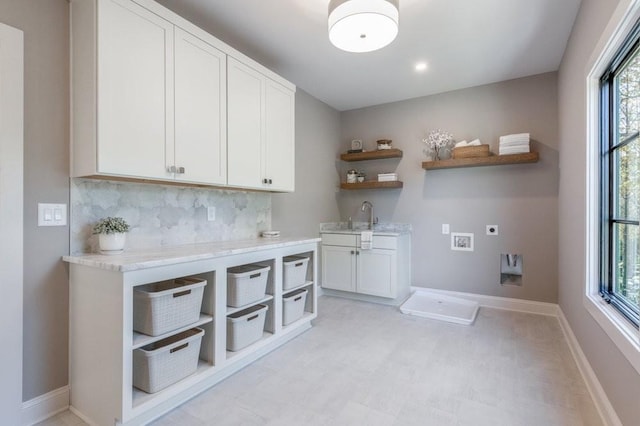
[174,28,227,185]
[227,57,296,192]
[264,79,295,192]
[97,0,174,179]
[227,57,264,189]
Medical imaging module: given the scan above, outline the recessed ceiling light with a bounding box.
[415,62,428,72]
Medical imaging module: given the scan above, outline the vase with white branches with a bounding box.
[423,129,454,161]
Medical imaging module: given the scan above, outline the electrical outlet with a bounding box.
[442,224,450,235]
[486,225,499,235]
[207,206,216,221]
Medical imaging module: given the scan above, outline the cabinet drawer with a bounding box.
[371,236,397,250]
[321,233,357,247]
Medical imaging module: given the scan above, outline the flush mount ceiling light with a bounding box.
[415,62,428,72]
[328,0,399,53]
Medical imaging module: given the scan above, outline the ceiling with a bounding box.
[155,0,582,111]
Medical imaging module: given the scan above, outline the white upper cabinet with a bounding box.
[227,58,264,190]
[174,28,227,185]
[227,57,295,192]
[96,0,174,180]
[72,0,294,190]
[264,79,295,192]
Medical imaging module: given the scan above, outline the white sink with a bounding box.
[319,222,412,235]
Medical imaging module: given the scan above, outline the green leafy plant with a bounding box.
[93,217,130,235]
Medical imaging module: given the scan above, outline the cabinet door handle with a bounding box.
[356,251,360,255]
[167,165,176,173]
[177,166,185,174]
[268,178,273,184]
[263,178,268,184]
[350,250,355,255]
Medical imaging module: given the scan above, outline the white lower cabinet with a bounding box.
[66,240,317,425]
[321,232,411,303]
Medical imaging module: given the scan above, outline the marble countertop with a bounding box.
[319,222,412,236]
[63,236,321,272]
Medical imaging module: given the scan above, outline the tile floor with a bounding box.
[39,296,602,426]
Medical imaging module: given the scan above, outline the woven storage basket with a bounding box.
[133,327,204,393]
[134,277,206,336]
[452,144,491,159]
[226,304,268,351]
[282,256,309,290]
[227,264,270,307]
[282,288,308,326]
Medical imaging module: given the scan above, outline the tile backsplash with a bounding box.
[70,179,271,254]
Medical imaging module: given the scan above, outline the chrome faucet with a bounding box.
[360,201,377,230]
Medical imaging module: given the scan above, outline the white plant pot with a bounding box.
[99,232,126,255]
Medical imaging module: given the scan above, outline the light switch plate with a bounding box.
[38,203,67,226]
[207,206,216,221]
[442,224,450,235]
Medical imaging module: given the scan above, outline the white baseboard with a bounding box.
[410,286,559,316]
[22,385,69,426]
[557,309,622,426]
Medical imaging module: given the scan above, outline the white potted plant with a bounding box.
[93,216,130,254]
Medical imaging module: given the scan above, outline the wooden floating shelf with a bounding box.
[422,152,539,170]
[340,181,403,190]
[340,149,403,162]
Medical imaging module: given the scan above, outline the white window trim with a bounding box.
[585,0,640,375]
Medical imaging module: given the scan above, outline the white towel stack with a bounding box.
[378,173,398,182]
[499,133,530,155]
[360,231,373,250]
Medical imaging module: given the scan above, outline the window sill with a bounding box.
[584,293,640,374]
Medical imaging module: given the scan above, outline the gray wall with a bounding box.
[339,73,559,303]
[272,89,342,236]
[558,0,640,424]
[0,0,71,401]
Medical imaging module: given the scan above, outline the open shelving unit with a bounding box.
[340,148,403,190]
[340,148,403,162]
[422,152,539,170]
[340,181,404,190]
[68,240,319,425]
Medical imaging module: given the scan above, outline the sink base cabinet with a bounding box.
[69,241,317,425]
[321,233,411,305]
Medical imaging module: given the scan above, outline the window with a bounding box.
[600,23,640,327]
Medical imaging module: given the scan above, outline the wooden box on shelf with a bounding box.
[451,144,490,159]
